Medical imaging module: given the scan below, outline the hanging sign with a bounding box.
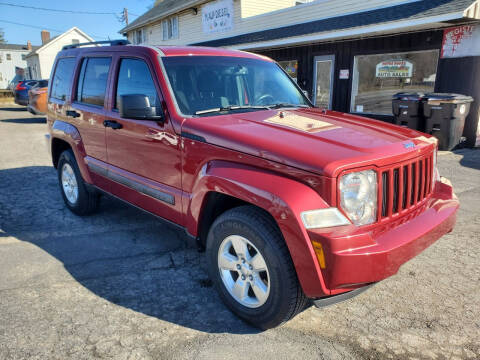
[202,0,234,34]
[441,25,480,58]
[375,60,413,78]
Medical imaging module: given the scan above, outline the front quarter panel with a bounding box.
[187,160,333,297]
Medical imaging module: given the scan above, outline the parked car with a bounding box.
[27,80,49,115]
[14,80,40,106]
[46,41,459,329]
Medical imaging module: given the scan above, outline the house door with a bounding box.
[313,55,335,109]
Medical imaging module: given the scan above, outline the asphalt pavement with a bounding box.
[0,105,479,359]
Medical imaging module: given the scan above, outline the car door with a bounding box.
[70,55,112,189]
[104,55,182,224]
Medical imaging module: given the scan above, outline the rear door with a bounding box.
[70,55,112,187]
[103,55,182,224]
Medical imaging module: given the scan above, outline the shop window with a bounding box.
[351,50,439,115]
[162,16,178,40]
[278,60,298,83]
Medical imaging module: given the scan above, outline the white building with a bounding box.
[0,42,38,89]
[26,27,93,80]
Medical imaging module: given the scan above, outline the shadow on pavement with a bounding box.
[0,117,46,124]
[455,148,480,171]
[0,107,27,112]
[0,165,259,335]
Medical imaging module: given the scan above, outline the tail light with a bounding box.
[16,82,26,90]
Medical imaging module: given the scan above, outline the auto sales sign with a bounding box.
[376,60,413,78]
[202,0,234,34]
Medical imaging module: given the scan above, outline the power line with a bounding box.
[0,1,118,15]
[0,19,109,40]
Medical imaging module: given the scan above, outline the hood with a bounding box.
[181,108,436,177]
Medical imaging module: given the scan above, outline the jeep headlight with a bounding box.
[339,170,377,226]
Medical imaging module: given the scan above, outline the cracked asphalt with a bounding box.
[0,105,479,360]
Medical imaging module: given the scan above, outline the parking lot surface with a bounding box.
[0,105,479,360]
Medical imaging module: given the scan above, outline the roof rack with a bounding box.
[62,39,130,50]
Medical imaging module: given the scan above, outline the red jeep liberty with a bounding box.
[47,41,459,329]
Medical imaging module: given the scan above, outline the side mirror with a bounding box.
[119,94,164,121]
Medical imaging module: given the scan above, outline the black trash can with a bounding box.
[392,92,425,131]
[423,93,473,150]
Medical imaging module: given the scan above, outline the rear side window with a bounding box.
[76,57,111,106]
[51,58,76,101]
[115,58,159,109]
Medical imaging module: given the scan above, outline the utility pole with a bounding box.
[123,8,129,25]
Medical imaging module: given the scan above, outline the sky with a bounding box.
[0,0,154,45]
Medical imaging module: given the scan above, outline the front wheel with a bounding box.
[206,206,308,329]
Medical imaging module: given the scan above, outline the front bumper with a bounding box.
[308,179,458,294]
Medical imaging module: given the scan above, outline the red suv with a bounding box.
[46,40,459,329]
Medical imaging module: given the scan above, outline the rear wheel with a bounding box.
[206,206,308,329]
[57,149,99,216]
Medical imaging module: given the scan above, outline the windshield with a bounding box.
[162,56,310,116]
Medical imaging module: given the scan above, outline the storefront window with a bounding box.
[278,60,298,83]
[351,50,439,115]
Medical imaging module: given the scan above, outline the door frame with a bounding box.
[312,55,335,109]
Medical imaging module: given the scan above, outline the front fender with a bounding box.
[51,120,92,184]
[187,160,332,297]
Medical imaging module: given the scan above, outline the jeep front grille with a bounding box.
[379,152,434,219]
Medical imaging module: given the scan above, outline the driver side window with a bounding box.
[115,58,159,109]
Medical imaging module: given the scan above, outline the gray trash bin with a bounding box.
[423,93,473,150]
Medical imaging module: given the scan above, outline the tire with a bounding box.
[206,205,308,329]
[57,149,99,216]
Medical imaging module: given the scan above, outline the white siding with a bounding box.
[241,0,294,18]
[129,0,419,46]
[0,49,29,89]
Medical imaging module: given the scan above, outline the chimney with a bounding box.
[41,30,50,45]
[27,40,32,51]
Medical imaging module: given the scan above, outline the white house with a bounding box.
[0,42,38,89]
[26,27,94,80]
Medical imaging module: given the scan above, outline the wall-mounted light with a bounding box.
[191,7,198,15]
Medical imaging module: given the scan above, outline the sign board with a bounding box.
[202,0,234,34]
[376,60,413,78]
[339,69,349,79]
[441,25,480,58]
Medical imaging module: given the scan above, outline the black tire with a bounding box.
[206,205,308,329]
[57,149,99,216]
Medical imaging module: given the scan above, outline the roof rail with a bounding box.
[62,39,130,50]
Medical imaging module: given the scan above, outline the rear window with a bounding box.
[37,80,48,88]
[51,58,76,101]
[76,57,111,107]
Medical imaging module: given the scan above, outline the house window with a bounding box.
[22,54,26,60]
[72,39,79,44]
[350,50,439,115]
[0,54,2,63]
[6,53,11,60]
[134,29,146,44]
[162,16,178,40]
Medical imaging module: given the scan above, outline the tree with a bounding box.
[0,28,6,44]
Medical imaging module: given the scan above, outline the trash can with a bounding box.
[392,92,425,131]
[423,93,474,150]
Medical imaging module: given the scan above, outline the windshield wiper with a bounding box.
[267,103,310,109]
[195,105,270,115]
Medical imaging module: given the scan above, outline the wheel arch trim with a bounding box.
[50,120,92,184]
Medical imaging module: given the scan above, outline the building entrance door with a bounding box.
[313,55,335,109]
